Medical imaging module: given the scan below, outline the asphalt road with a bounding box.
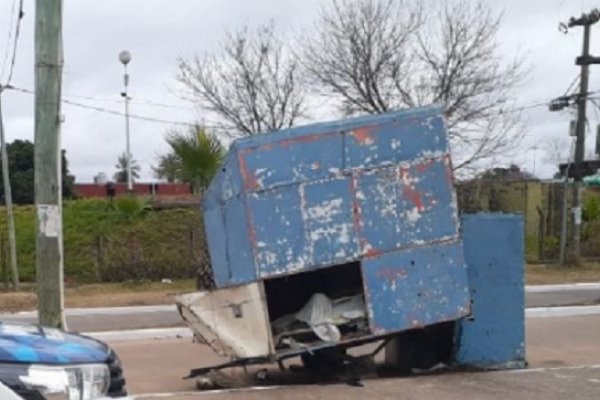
[525,283,600,307]
[109,314,600,400]
[1,284,599,332]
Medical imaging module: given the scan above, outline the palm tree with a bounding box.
[163,126,225,194]
[114,152,141,183]
[152,153,181,183]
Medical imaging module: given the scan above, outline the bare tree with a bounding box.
[542,136,572,168]
[303,0,525,172]
[177,24,305,136]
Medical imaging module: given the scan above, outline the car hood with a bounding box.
[0,322,110,365]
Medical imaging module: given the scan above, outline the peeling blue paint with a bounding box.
[362,240,470,334]
[203,105,466,303]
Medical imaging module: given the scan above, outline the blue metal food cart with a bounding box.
[176,105,525,381]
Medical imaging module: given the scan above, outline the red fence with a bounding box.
[74,183,193,198]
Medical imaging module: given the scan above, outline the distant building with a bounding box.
[73,182,193,199]
[93,172,108,184]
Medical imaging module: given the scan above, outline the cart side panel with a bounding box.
[300,176,360,268]
[238,131,343,191]
[354,156,459,255]
[362,240,470,335]
[456,214,526,368]
[203,207,229,287]
[247,184,308,277]
[223,196,256,285]
[176,282,273,359]
[343,115,448,170]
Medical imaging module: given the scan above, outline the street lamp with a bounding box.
[118,50,133,192]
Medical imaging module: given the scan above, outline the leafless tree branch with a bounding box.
[303,0,526,171]
[177,24,306,136]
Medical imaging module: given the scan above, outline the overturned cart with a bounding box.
[176,106,526,379]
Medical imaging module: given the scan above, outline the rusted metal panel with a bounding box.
[361,240,470,334]
[250,176,360,278]
[238,132,343,191]
[203,105,464,292]
[176,282,273,359]
[343,115,448,170]
[355,155,459,255]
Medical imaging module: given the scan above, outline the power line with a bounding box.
[5,84,555,132]
[0,0,18,82]
[563,74,580,96]
[59,91,195,111]
[7,85,230,131]
[1,0,24,86]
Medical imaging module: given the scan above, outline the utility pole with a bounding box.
[34,0,66,328]
[553,9,600,264]
[0,95,19,290]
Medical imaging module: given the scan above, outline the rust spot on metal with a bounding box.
[402,184,425,211]
[278,134,323,148]
[443,154,455,188]
[399,167,425,211]
[351,127,375,145]
[238,153,260,191]
[415,159,436,174]
[364,248,383,258]
[376,267,408,283]
[246,208,258,251]
[349,174,373,255]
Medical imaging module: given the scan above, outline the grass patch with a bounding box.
[0,199,205,283]
[526,262,600,285]
[0,279,196,312]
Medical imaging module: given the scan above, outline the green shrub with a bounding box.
[113,195,150,219]
[583,196,600,222]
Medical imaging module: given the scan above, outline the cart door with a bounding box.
[361,240,470,334]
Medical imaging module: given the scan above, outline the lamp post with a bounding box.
[118,50,133,192]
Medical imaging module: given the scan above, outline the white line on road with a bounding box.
[0,305,176,320]
[131,386,280,399]
[525,283,600,293]
[85,327,191,342]
[525,305,600,318]
[506,364,600,374]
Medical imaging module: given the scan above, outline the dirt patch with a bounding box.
[0,279,195,312]
[526,263,600,285]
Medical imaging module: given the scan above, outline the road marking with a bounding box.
[0,304,176,319]
[86,327,191,342]
[505,364,600,374]
[131,386,280,399]
[526,305,600,318]
[525,283,600,293]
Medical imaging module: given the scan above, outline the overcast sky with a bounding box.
[1,0,599,182]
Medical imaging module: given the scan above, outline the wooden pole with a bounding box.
[34,0,66,328]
